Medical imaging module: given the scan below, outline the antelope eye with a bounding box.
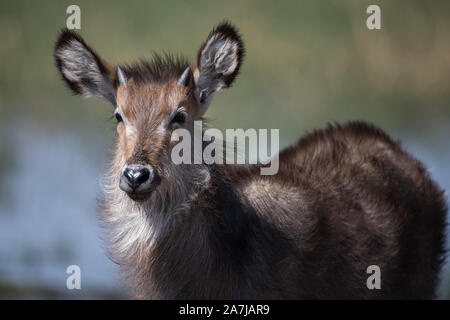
[115,113,123,123]
[171,111,186,125]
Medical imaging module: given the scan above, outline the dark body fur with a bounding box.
[53,23,447,299]
[138,122,447,299]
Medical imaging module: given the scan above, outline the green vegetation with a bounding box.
[0,0,449,146]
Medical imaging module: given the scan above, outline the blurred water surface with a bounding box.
[0,123,125,298]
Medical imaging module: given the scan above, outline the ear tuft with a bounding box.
[54,28,117,106]
[197,21,244,87]
[195,21,245,108]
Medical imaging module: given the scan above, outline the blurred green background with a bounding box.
[0,0,448,299]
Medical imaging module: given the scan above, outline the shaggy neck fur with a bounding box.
[101,149,282,298]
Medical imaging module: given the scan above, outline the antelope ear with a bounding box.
[53,29,119,107]
[194,22,244,110]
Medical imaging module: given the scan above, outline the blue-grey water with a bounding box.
[0,123,448,298]
[0,123,123,298]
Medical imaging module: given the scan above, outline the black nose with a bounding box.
[122,166,151,189]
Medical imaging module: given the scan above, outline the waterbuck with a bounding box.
[54,22,447,299]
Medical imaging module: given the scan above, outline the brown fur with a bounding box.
[54,22,447,299]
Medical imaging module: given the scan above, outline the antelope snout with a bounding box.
[120,164,159,197]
